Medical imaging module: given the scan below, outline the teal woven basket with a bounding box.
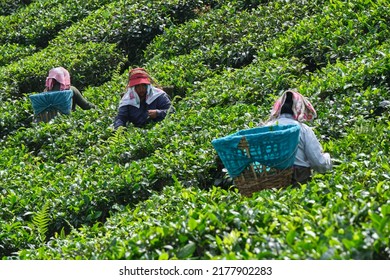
[211,124,300,194]
[29,90,73,115]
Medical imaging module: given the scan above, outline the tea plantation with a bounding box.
[0,0,389,260]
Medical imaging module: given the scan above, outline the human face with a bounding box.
[134,84,148,100]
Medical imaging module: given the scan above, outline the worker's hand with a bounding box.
[323,153,332,166]
[148,110,158,119]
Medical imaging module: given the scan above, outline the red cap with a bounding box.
[128,68,151,87]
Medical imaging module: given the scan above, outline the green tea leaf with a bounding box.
[177,242,196,259]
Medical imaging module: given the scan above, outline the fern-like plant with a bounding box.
[31,202,51,243]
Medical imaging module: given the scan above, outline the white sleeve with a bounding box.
[302,126,332,173]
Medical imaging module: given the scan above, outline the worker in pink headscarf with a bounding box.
[45,67,95,110]
[267,90,332,185]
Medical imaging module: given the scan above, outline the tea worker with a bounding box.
[267,90,332,185]
[45,66,96,110]
[113,68,173,129]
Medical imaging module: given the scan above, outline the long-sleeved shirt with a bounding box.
[270,114,332,173]
[114,92,172,128]
[46,85,96,110]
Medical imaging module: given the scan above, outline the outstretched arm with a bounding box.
[303,126,332,173]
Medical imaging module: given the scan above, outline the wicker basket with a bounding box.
[35,110,59,123]
[233,137,293,196]
[211,124,300,196]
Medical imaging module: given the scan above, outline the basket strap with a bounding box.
[239,136,258,179]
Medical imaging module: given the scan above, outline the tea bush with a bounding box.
[0,41,126,99]
[0,0,33,16]
[15,151,390,260]
[261,0,390,72]
[0,0,111,47]
[144,0,327,90]
[49,0,222,63]
[0,97,32,139]
[0,43,36,66]
[145,0,327,63]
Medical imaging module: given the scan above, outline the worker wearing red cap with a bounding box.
[114,68,173,129]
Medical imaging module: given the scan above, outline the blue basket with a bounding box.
[211,124,300,178]
[29,90,73,115]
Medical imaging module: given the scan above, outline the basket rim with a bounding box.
[212,124,300,144]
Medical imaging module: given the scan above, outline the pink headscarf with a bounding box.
[45,67,71,91]
[269,90,317,122]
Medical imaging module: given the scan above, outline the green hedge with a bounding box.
[261,0,390,72]
[145,0,327,65]
[0,0,34,16]
[0,41,126,100]
[14,145,390,260]
[0,43,36,66]
[0,0,111,47]
[0,97,32,139]
[144,0,327,92]
[49,0,221,63]
[0,101,259,257]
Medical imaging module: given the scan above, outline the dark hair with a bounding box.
[281,91,294,115]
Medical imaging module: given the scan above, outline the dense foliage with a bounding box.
[0,0,389,260]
